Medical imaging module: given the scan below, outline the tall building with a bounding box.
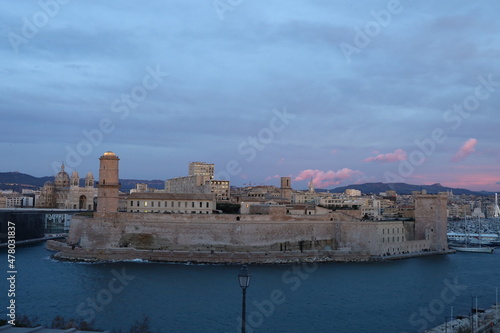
[37,163,96,210]
[188,162,214,179]
[494,193,500,218]
[345,189,361,197]
[97,151,120,214]
[165,162,229,201]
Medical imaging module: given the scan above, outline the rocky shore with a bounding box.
[47,239,452,264]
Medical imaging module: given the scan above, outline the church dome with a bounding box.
[44,181,54,188]
[71,170,79,179]
[54,163,70,187]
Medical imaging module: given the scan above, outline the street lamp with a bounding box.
[238,265,251,333]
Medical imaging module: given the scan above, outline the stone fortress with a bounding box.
[48,152,451,263]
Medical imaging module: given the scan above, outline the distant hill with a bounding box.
[0,172,53,191]
[0,172,493,196]
[329,182,492,196]
[0,172,165,193]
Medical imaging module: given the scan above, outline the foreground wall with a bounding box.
[66,211,361,253]
[48,208,450,263]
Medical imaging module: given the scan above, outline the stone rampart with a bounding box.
[47,208,450,263]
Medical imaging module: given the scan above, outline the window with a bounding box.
[137,201,140,207]
[206,202,209,208]
[145,201,148,207]
[200,202,203,208]
[151,201,154,207]
[130,201,133,206]
[192,202,195,208]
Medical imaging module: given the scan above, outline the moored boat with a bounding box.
[450,245,494,253]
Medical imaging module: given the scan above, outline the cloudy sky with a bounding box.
[1,0,500,191]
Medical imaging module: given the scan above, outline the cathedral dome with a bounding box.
[54,163,70,188]
[44,181,54,188]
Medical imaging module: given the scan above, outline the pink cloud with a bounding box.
[452,138,477,162]
[330,149,338,154]
[265,174,281,181]
[294,168,363,188]
[363,149,407,163]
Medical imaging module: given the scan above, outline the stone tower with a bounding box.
[414,193,448,251]
[70,170,79,187]
[97,151,120,214]
[85,171,94,187]
[280,177,292,200]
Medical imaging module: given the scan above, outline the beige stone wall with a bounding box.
[414,194,448,251]
[68,211,360,251]
[58,194,450,262]
[64,207,439,257]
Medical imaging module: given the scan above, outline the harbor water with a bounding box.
[1,243,499,332]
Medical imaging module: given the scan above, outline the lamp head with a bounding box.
[238,265,251,289]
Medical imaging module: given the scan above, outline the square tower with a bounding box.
[97,151,120,214]
[280,177,292,200]
[414,193,448,251]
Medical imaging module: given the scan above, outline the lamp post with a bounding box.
[238,265,251,333]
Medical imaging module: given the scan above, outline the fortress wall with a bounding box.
[65,209,420,257]
[67,211,364,253]
[59,201,447,262]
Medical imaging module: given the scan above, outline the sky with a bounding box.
[1,0,500,191]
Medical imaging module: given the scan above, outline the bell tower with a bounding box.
[280,176,292,200]
[97,151,120,214]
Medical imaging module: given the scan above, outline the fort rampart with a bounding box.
[47,207,448,263]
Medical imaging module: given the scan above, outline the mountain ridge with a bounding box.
[0,172,494,196]
[326,182,492,196]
